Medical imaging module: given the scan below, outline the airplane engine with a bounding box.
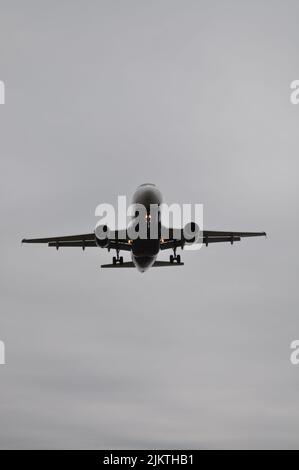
[183,222,200,244]
[95,224,110,248]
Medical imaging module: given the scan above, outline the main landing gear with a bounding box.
[169,247,181,264]
[112,250,123,265]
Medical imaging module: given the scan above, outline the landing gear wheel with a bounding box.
[113,256,117,265]
[120,256,123,264]
[170,255,174,264]
[177,254,181,264]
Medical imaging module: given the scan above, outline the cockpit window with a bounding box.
[139,183,156,187]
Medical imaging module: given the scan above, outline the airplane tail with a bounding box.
[101,260,184,268]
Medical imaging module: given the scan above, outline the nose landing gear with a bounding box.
[170,247,181,264]
[112,250,123,265]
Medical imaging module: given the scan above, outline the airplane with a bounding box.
[22,183,266,273]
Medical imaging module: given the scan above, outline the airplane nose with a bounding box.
[132,185,162,209]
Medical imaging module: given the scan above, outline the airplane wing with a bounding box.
[202,230,267,246]
[23,229,266,251]
[203,230,267,238]
[22,231,132,251]
[160,230,266,250]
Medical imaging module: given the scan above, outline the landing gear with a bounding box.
[112,251,123,265]
[170,247,181,264]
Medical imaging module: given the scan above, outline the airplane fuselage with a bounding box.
[130,183,162,272]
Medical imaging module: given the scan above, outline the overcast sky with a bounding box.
[1,0,299,449]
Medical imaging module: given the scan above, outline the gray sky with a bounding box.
[0,0,299,449]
